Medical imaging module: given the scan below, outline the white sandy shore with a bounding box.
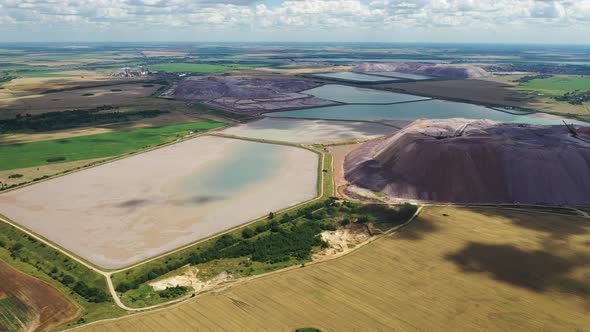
[221,118,397,143]
[0,136,318,269]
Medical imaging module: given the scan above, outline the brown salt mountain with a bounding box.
[344,119,590,206]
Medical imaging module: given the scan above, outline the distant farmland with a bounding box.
[518,75,590,94]
[149,63,264,73]
[77,206,590,331]
[0,120,225,171]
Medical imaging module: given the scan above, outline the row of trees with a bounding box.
[0,227,111,303]
[0,106,169,133]
[555,90,590,105]
[512,74,553,83]
[116,200,418,293]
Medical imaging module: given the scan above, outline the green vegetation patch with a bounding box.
[149,63,263,73]
[0,120,225,171]
[0,297,30,332]
[118,284,191,308]
[518,76,590,94]
[113,200,417,308]
[555,90,590,105]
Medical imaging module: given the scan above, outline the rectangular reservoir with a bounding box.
[0,136,319,269]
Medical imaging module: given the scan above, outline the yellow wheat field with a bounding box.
[78,206,590,331]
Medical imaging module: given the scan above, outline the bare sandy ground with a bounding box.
[330,143,362,197]
[0,136,318,269]
[0,157,107,186]
[221,118,398,144]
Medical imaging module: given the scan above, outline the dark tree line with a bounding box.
[0,106,169,133]
[115,200,418,293]
[555,90,590,105]
[512,74,553,83]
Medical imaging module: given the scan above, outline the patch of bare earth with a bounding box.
[329,143,361,199]
[313,223,373,261]
[149,268,232,294]
[0,260,81,332]
[0,157,107,187]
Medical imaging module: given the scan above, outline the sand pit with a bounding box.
[162,75,335,114]
[345,118,590,206]
[220,118,398,144]
[0,136,318,269]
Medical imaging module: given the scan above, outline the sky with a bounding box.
[0,0,589,44]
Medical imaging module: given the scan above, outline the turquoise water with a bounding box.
[182,142,283,196]
[365,71,434,80]
[269,100,589,126]
[311,72,398,82]
[304,84,429,104]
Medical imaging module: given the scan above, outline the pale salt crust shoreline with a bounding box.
[0,136,318,269]
[221,117,398,144]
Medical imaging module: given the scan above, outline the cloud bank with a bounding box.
[0,0,588,43]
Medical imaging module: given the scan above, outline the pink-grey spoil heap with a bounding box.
[161,75,335,114]
[344,118,590,206]
[353,63,489,79]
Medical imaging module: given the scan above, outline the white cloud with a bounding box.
[0,0,589,41]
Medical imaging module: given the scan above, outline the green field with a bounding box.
[149,63,263,73]
[0,120,225,171]
[518,76,590,94]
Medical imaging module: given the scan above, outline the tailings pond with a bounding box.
[304,84,430,104]
[221,117,399,144]
[0,136,318,269]
[270,96,588,126]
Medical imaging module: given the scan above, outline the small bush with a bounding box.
[159,286,189,299]
[46,156,66,163]
[242,228,255,239]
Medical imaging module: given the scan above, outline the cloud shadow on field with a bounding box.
[462,207,590,240]
[392,217,439,241]
[446,242,582,293]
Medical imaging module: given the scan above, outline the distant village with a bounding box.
[113,66,187,78]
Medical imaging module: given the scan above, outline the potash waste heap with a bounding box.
[344,118,590,206]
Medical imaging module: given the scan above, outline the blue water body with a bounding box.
[304,84,429,104]
[268,100,588,126]
[182,141,283,196]
[364,71,434,80]
[310,72,398,82]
